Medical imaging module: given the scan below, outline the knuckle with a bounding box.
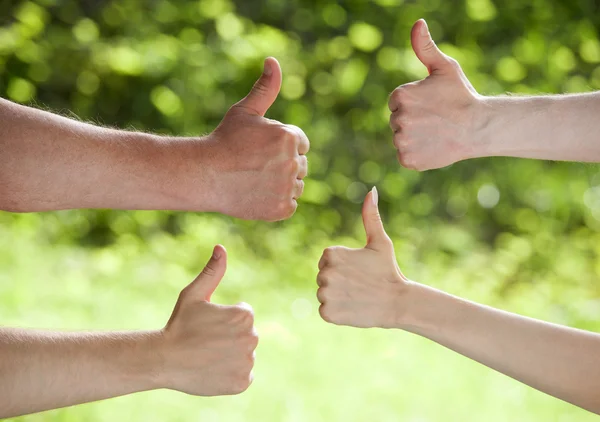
[295,180,305,197]
[248,331,259,349]
[388,86,407,110]
[272,124,289,139]
[316,286,330,303]
[297,156,308,177]
[275,126,297,148]
[323,246,346,262]
[392,133,402,149]
[232,303,255,322]
[322,247,336,261]
[286,158,299,175]
[388,88,402,109]
[276,199,297,219]
[319,304,334,324]
[230,377,251,394]
[398,155,409,168]
[397,137,410,150]
[398,152,414,169]
[317,267,333,283]
[389,113,399,130]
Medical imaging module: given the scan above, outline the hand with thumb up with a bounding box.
[388,19,482,171]
[158,245,258,396]
[316,187,409,328]
[203,57,310,221]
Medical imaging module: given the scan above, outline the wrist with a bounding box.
[464,95,495,160]
[138,134,217,212]
[129,330,167,391]
[470,95,558,159]
[393,281,446,337]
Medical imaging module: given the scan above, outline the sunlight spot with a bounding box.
[291,298,312,320]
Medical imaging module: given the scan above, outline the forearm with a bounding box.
[400,282,600,414]
[0,98,213,212]
[0,328,163,418]
[473,92,600,162]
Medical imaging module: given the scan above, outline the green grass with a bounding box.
[1,214,598,422]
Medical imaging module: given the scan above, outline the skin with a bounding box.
[0,57,309,221]
[389,19,600,170]
[0,245,259,418]
[317,188,600,415]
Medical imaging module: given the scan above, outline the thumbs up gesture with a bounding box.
[204,57,310,221]
[158,245,258,396]
[316,188,409,328]
[388,19,482,171]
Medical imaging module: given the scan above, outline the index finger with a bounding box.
[287,124,310,155]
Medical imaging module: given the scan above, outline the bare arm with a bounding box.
[401,283,600,413]
[0,57,309,220]
[0,328,160,417]
[317,188,600,415]
[476,92,600,162]
[1,246,258,418]
[388,19,600,170]
[0,99,187,212]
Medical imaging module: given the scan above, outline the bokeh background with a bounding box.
[2,0,600,420]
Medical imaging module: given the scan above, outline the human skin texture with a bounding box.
[388,19,600,170]
[0,57,309,221]
[316,188,600,415]
[0,245,259,418]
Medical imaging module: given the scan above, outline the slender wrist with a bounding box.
[394,281,452,338]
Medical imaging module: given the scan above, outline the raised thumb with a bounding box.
[234,57,282,116]
[188,245,227,301]
[362,187,391,250]
[411,19,452,75]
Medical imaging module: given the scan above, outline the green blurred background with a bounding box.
[2,0,600,420]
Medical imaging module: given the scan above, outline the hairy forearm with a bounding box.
[0,98,213,212]
[400,282,600,414]
[472,92,600,162]
[0,328,163,418]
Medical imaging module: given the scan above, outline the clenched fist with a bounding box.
[158,245,258,396]
[203,57,310,221]
[388,19,482,170]
[316,188,409,328]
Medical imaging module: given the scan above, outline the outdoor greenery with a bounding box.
[2,0,600,420]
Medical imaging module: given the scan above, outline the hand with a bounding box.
[388,19,482,170]
[159,245,258,396]
[316,187,409,328]
[205,57,310,221]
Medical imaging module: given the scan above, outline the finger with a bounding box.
[297,155,308,179]
[362,187,392,250]
[411,19,453,75]
[187,245,227,301]
[389,111,402,133]
[316,270,330,287]
[235,301,254,314]
[293,179,304,200]
[318,254,328,271]
[233,57,282,116]
[316,286,328,304]
[287,125,310,155]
